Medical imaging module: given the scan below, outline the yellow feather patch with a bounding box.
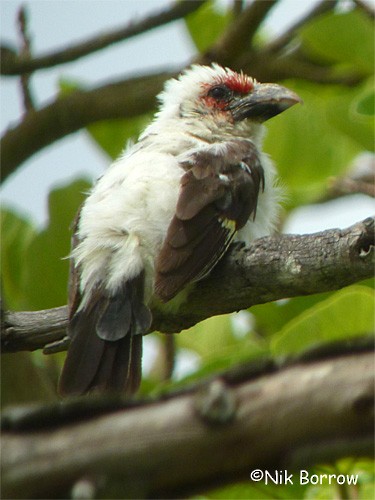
[219,217,236,232]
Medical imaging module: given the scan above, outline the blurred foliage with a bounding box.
[271,285,375,356]
[264,81,362,206]
[299,9,374,74]
[1,1,374,498]
[2,179,90,311]
[1,209,36,311]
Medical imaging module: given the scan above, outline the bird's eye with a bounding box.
[207,85,231,101]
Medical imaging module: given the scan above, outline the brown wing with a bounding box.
[154,143,264,302]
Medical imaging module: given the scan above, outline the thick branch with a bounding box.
[2,350,374,498]
[169,216,374,333]
[1,1,205,76]
[2,218,374,353]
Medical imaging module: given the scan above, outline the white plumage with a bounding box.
[74,66,280,307]
[59,64,300,396]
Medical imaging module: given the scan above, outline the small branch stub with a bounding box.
[194,379,237,425]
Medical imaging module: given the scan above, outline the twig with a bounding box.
[162,334,176,381]
[17,6,34,111]
[2,350,374,498]
[320,156,375,201]
[238,50,364,85]
[328,176,375,198]
[2,217,374,353]
[1,1,205,76]
[266,0,338,54]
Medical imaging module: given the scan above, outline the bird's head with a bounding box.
[155,64,301,141]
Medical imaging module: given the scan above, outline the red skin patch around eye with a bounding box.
[200,70,255,110]
[224,73,254,94]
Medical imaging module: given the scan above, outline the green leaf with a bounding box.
[299,10,374,74]
[185,1,231,53]
[22,179,91,310]
[264,81,361,207]
[0,209,37,310]
[251,292,333,338]
[177,314,236,359]
[170,315,267,386]
[356,88,375,116]
[271,286,375,356]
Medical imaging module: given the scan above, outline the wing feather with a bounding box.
[155,141,264,303]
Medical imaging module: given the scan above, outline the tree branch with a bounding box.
[1,1,205,76]
[17,6,35,112]
[2,349,374,498]
[1,72,170,182]
[2,217,374,353]
[2,0,367,182]
[198,0,278,66]
[166,216,374,332]
[237,50,365,86]
[327,176,375,199]
[266,0,338,54]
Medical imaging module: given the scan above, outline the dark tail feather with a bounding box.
[58,333,143,396]
[58,309,107,396]
[110,334,143,394]
[58,273,151,397]
[90,334,143,395]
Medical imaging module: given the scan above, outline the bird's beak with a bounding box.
[229,83,302,122]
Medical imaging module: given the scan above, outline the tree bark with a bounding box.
[2,349,373,499]
[2,217,374,354]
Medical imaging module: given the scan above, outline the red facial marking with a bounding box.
[200,70,255,112]
[224,72,254,94]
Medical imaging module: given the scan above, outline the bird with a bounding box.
[58,63,301,397]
